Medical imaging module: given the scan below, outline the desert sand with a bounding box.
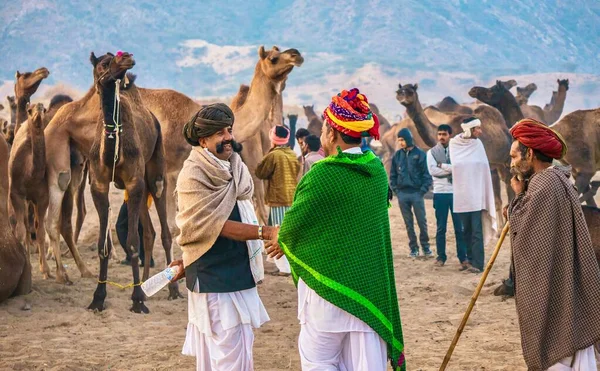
[1,185,598,371]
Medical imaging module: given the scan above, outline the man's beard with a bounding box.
[510,163,534,181]
[216,140,243,154]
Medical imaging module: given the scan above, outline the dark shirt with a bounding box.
[185,204,255,293]
[390,146,432,194]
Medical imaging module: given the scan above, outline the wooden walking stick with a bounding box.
[439,222,510,371]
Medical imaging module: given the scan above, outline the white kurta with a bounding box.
[297,279,387,371]
[182,284,270,371]
[449,134,497,245]
[546,345,598,371]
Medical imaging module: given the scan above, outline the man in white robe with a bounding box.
[449,118,497,273]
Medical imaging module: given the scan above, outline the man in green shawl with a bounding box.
[267,88,406,371]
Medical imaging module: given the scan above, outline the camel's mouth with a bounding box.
[33,67,50,80]
[468,87,481,99]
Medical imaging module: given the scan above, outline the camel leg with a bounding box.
[59,184,93,278]
[124,178,149,314]
[8,193,28,252]
[139,202,155,281]
[87,180,111,312]
[33,202,53,280]
[74,159,88,244]
[491,169,504,231]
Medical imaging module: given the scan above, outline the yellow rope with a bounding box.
[97,280,144,290]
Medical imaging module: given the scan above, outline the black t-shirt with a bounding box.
[184,204,255,293]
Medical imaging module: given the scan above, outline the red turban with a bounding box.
[509,118,567,159]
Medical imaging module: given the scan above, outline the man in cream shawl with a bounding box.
[449,117,497,273]
[169,103,281,371]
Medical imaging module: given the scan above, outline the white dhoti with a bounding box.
[297,279,387,371]
[182,286,270,371]
[546,345,598,371]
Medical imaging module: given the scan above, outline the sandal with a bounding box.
[269,271,291,277]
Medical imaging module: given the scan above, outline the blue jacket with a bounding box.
[390,146,432,194]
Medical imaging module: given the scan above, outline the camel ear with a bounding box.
[398,83,402,89]
[90,52,99,67]
[27,106,33,116]
[413,83,418,91]
[15,71,21,79]
[0,104,4,111]
[272,46,280,52]
[258,46,267,60]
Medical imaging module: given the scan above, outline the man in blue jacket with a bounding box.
[391,128,433,258]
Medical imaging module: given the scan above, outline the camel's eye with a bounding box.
[270,57,279,64]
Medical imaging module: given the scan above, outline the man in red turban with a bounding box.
[504,118,600,370]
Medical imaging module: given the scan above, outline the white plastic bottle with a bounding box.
[141,265,180,297]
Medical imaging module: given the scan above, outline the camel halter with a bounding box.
[102,79,122,258]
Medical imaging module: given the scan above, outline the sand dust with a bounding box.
[1,187,598,371]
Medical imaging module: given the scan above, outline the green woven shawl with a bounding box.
[278,148,405,371]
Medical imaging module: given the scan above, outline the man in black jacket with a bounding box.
[390,128,433,258]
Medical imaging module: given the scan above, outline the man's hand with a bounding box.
[265,239,285,259]
[168,259,185,282]
[510,175,525,195]
[503,205,508,220]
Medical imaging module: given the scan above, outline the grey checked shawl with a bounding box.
[508,167,600,370]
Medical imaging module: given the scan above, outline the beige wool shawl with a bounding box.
[175,147,254,268]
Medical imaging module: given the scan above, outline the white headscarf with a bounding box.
[461,119,481,138]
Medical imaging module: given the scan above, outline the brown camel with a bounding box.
[13,68,50,136]
[302,104,323,136]
[4,96,17,145]
[231,46,304,224]
[397,83,514,226]
[469,81,600,207]
[86,51,174,313]
[543,79,569,125]
[42,69,201,284]
[0,134,31,304]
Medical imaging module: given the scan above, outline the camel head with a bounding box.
[558,79,569,91]
[468,80,511,107]
[257,46,303,84]
[0,118,8,142]
[501,79,517,90]
[303,105,316,116]
[27,102,46,130]
[515,83,538,105]
[396,83,419,107]
[14,67,50,100]
[287,113,298,121]
[90,51,136,90]
[6,96,16,119]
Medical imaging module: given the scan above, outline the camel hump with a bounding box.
[48,94,74,110]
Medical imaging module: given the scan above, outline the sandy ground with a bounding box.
[1,185,599,371]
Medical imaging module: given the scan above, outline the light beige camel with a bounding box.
[302,104,323,137]
[543,79,569,125]
[435,96,473,114]
[231,84,250,110]
[0,133,31,303]
[397,83,514,226]
[86,51,175,312]
[469,81,599,207]
[231,46,304,224]
[9,102,91,282]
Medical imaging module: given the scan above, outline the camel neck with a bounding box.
[497,93,524,128]
[551,88,567,116]
[28,118,46,179]
[98,82,121,166]
[14,96,29,134]
[405,100,437,148]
